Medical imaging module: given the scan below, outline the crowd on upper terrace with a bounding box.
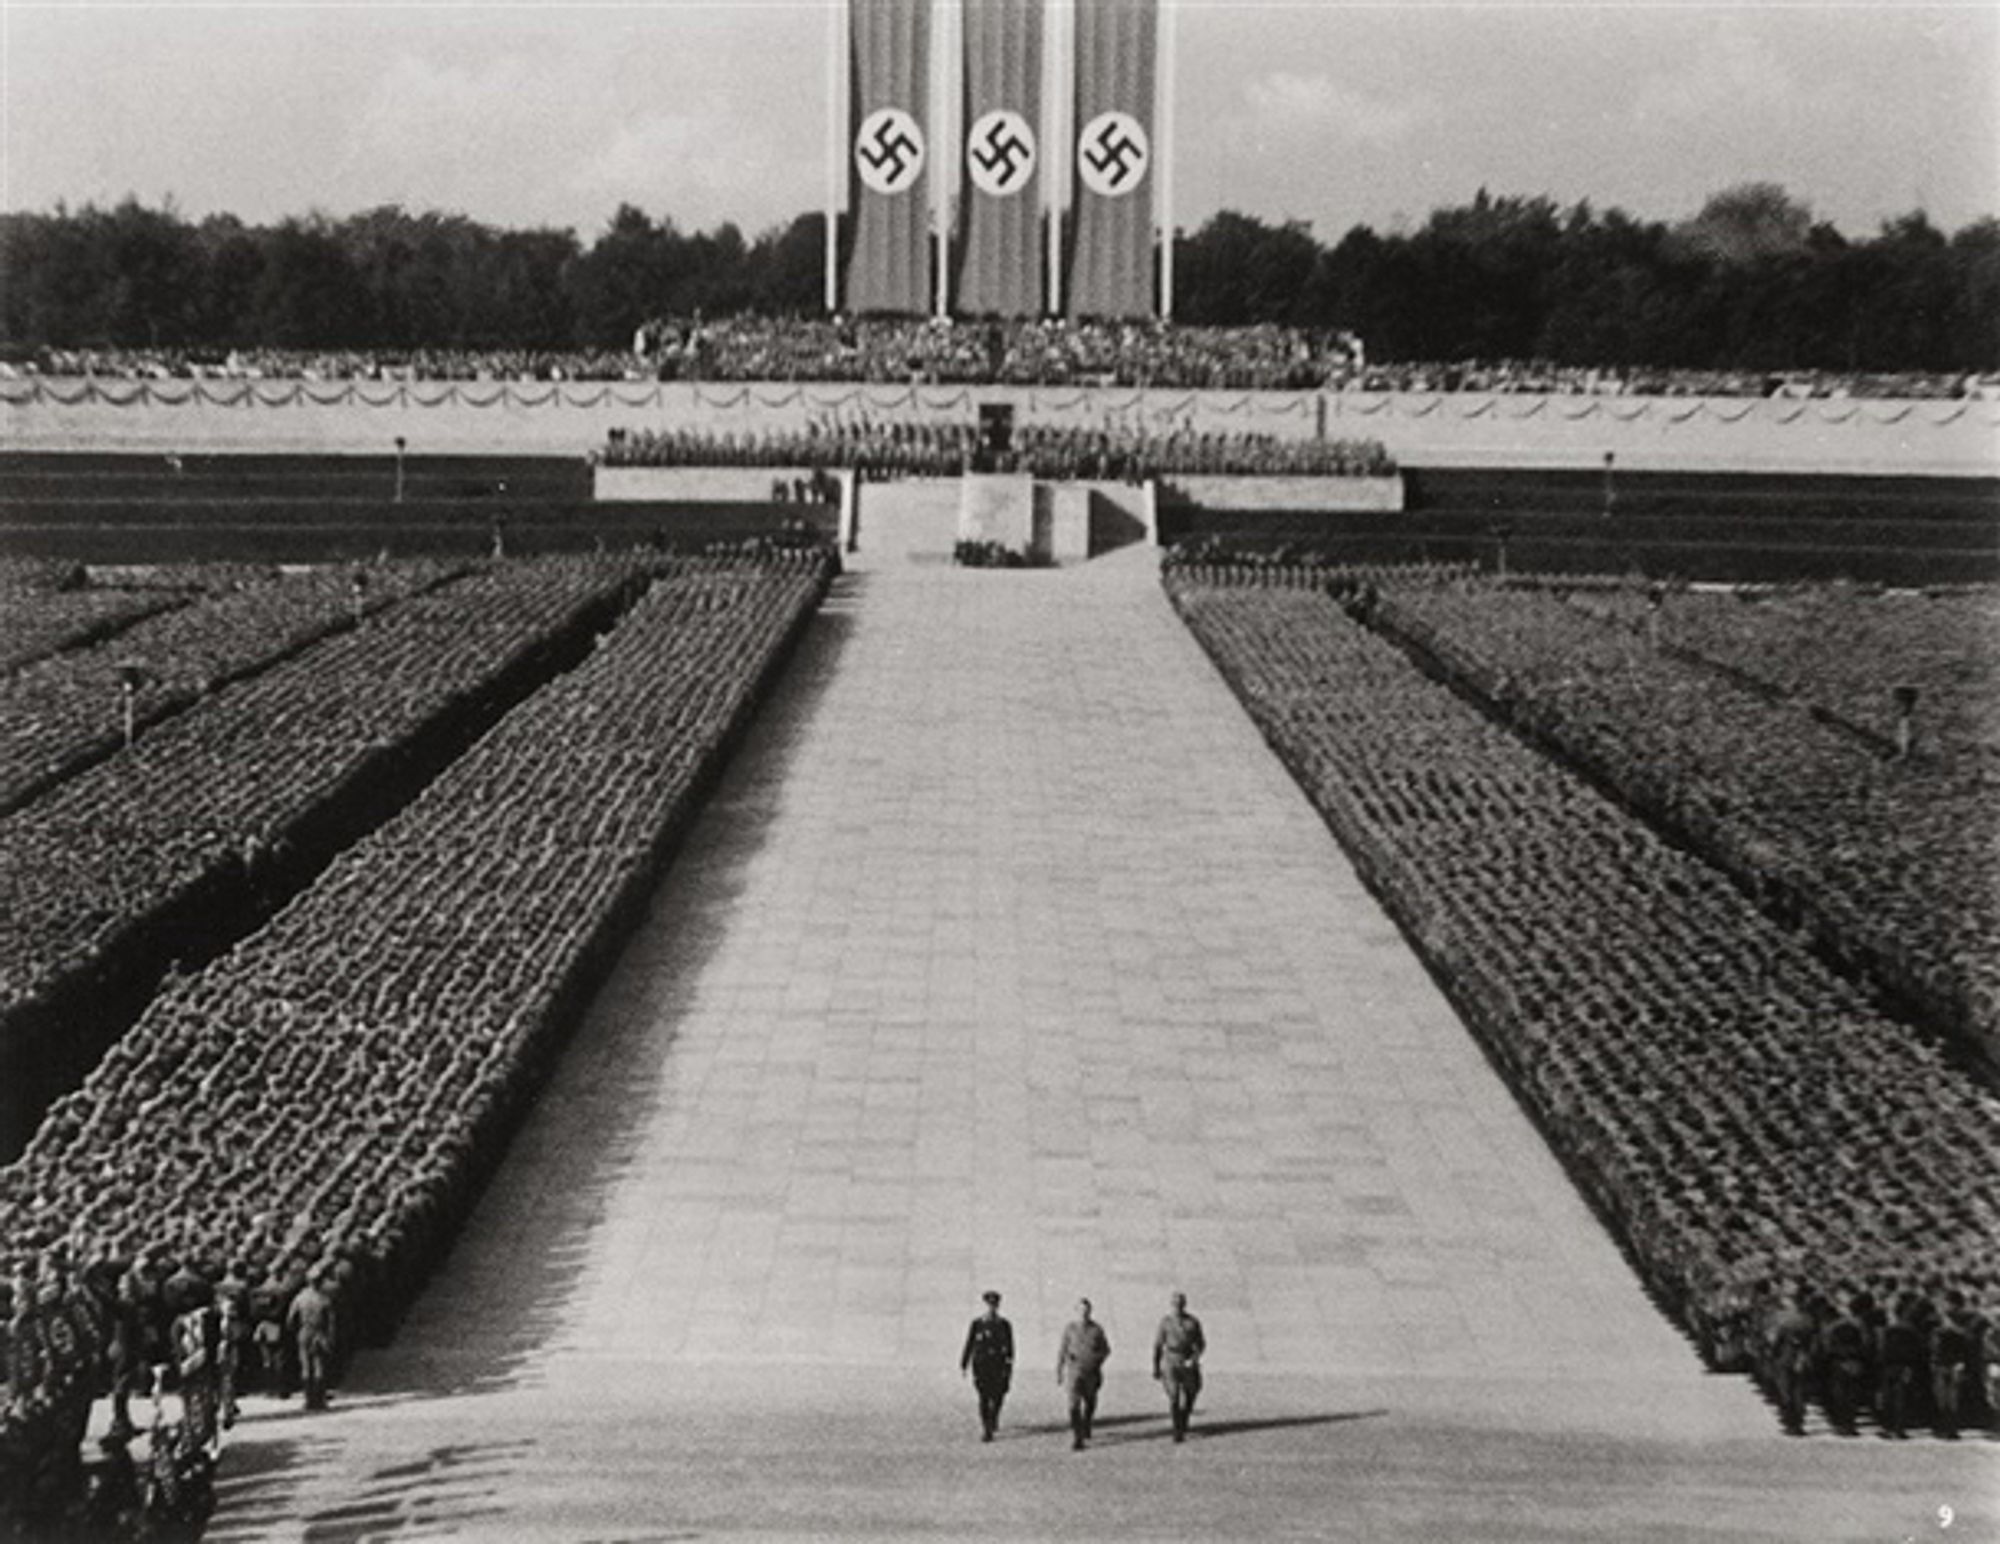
[7,318,1992,397]
[601,419,1394,480]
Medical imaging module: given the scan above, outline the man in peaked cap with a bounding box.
[958,1291,1015,1442]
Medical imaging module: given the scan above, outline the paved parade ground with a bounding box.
[203,542,1995,1541]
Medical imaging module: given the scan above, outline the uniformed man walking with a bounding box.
[1056,1298,1110,1450]
[286,1270,338,1411]
[959,1290,1015,1441]
[1152,1291,1207,1442]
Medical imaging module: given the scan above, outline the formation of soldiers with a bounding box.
[1749,1278,1994,1438]
[1,1247,344,1533]
[602,419,1394,482]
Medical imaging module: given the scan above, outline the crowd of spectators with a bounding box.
[7,322,1992,397]
[1330,359,1997,399]
[601,419,1394,480]
[1,347,641,384]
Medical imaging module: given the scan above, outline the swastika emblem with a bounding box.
[1077,110,1149,199]
[855,107,926,195]
[966,109,1037,198]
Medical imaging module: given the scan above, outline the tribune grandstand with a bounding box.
[6,319,1994,398]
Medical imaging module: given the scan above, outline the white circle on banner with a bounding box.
[1076,111,1150,198]
[966,110,1037,197]
[854,107,927,195]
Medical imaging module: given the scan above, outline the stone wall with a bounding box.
[1165,475,1403,512]
[5,377,1993,476]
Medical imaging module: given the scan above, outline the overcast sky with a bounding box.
[3,1,1994,243]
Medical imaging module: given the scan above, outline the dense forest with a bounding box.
[2,184,1993,371]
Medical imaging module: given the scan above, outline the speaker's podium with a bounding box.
[957,402,1149,563]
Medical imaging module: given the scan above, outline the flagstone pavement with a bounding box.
[203,543,1996,1541]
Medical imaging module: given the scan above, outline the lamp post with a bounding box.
[114,663,150,749]
[393,436,407,504]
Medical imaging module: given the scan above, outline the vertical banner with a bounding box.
[846,0,932,315]
[956,0,1043,317]
[1066,0,1157,319]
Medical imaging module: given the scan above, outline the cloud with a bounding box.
[575,111,791,229]
[331,44,810,234]
[1630,19,1809,129]
[337,52,581,218]
[1241,71,1431,150]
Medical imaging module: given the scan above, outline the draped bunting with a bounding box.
[2,377,1994,434]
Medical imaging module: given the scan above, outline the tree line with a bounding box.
[2,184,1993,371]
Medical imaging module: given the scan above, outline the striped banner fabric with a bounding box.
[845,0,933,315]
[955,0,1044,317]
[1066,0,1157,318]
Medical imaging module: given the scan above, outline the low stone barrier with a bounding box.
[1164,474,1404,512]
[593,465,820,503]
[6,379,1993,476]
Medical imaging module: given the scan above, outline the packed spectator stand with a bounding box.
[5,319,1993,397]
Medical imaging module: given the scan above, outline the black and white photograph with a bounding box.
[1,0,1996,1537]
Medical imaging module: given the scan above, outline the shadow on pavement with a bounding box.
[1010,1407,1390,1445]
[1150,1409,1391,1442]
[203,1433,344,1542]
[284,1438,532,1542]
